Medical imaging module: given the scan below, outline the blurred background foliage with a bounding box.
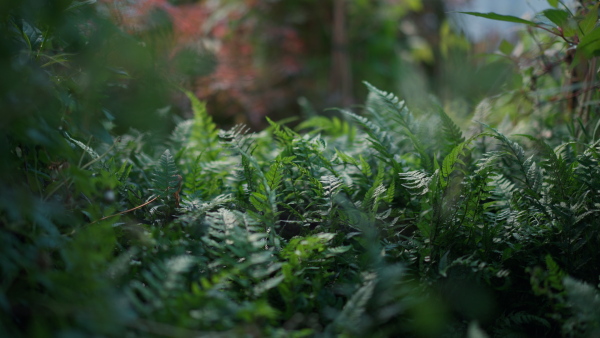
[97,0,525,129]
[2,0,600,336]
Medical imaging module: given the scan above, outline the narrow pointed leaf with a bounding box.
[458,12,538,26]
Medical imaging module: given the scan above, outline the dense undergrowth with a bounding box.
[4,84,600,337]
[3,1,600,337]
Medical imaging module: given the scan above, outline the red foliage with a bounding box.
[100,0,307,128]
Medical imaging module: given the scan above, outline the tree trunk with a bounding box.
[331,0,352,106]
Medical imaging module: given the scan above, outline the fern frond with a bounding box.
[177,194,233,227]
[320,175,344,198]
[364,81,411,129]
[343,109,395,158]
[267,116,298,145]
[151,149,181,199]
[185,91,220,161]
[169,118,193,149]
[126,255,196,316]
[333,272,377,333]
[562,276,600,335]
[440,135,478,189]
[436,104,465,153]
[363,82,433,170]
[363,163,386,212]
[296,116,356,139]
[63,132,100,161]
[405,129,433,171]
[483,125,543,200]
[219,124,254,154]
[400,170,434,196]
[495,311,550,335]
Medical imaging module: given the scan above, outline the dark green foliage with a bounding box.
[2,2,600,336]
[152,150,180,199]
[5,65,600,335]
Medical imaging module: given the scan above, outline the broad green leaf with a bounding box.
[577,26,600,57]
[580,5,598,35]
[542,9,569,28]
[499,39,514,55]
[547,0,559,8]
[562,21,578,38]
[11,19,43,52]
[458,12,537,26]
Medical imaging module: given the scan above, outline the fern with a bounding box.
[362,162,386,213]
[562,277,600,337]
[363,81,434,171]
[494,311,550,336]
[342,109,399,169]
[436,103,465,154]
[484,126,542,197]
[320,174,344,213]
[126,255,197,316]
[151,149,181,200]
[9,66,600,337]
[296,115,356,141]
[439,135,477,189]
[185,91,220,161]
[332,272,376,335]
[400,169,435,196]
[364,81,412,131]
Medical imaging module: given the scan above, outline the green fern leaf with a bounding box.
[151,149,181,199]
[334,273,377,332]
[363,81,410,129]
[436,104,465,154]
[400,170,435,196]
[185,90,220,160]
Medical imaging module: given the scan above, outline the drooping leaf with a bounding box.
[458,12,538,26]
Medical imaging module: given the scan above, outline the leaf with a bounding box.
[253,275,284,295]
[547,0,559,8]
[359,155,372,177]
[437,103,464,151]
[542,9,569,28]
[11,19,43,52]
[363,81,407,121]
[334,274,376,329]
[563,277,600,321]
[41,53,72,67]
[580,4,598,35]
[326,245,352,255]
[320,175,343,197]
[499,39,514,55]
[458,12,538,26]
[66,0,97,11]
[440,141,467,188]
[467,321,489,338]
[577,26,600,58]
[400,170,433,196]
[64,132,99,160]
[152,149,181,198]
